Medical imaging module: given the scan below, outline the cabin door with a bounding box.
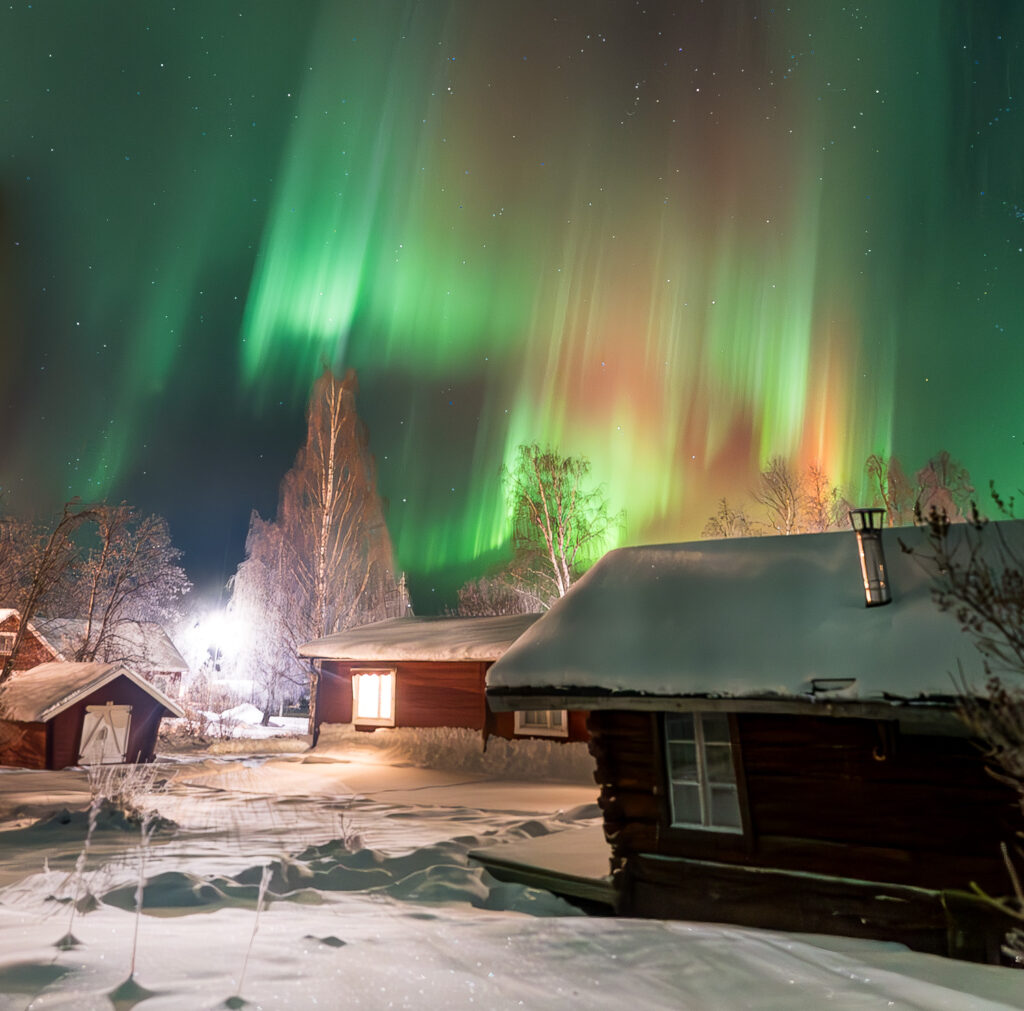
[78,703,132,764]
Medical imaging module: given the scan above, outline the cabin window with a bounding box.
[351,670,396,727]
[664,712,742,832]
[514,709,569,738]
[0,632,15,656]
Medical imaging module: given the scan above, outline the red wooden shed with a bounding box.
[299,614,589,744]
[0,661,184,769]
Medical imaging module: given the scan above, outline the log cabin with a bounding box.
[299,614,589,744]
[0,661,185,769]
[486,520,1024,962]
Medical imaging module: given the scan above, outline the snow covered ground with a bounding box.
[0,732,1022,1010]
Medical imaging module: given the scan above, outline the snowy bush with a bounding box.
[314,724,594,783]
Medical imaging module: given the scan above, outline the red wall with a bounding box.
[0,719,47,768]
[316,659,589,742]
[46,676,170,769]
[0,614,59,671]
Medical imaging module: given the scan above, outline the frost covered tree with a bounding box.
[0,500,189,685]
[751,456,804,535]
[60,503,191,664]
[455,575,544,617]
[915,450,974,522]
[0,500,97,686]
[500,444,619,605]
[229,368,408,729]
[701,498,753,539]
[866,453,916,527]
[702,461,844,539]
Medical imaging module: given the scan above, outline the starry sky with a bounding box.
[1,1,1022,609]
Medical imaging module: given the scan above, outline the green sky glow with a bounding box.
[1,2,1022,602]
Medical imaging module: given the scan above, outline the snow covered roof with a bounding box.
[487,523,1023,706]
[32,618,189,673]
[299,614,543,663]
[0,661,185,722]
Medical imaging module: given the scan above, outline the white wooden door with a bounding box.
[78,703,132,764]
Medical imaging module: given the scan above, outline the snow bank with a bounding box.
[314,724,594,783]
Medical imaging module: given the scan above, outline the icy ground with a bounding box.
[0,735,1022,1010]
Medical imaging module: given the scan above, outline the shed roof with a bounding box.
[299,613,542,663]
[487,522,1022,706]
[32,618,189,673]
[0,661,185,722]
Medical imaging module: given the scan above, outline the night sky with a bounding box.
[1,2,1022,609]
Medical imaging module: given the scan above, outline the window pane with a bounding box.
[701,713,731,743]
[710,785,741,828]
[548,710,564,729]
[377,674,393,720]
[354,675,380,719]
[665,712,695,742]
[671,783,702,826]
[668,742,698,782]
[704,743,736,784]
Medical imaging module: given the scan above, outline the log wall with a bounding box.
[587,707,1022,959]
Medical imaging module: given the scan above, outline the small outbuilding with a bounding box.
[486,521,1024,962]
[0,661,184,769]
[299,614,589,743]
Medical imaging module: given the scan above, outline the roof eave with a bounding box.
[485,687,967,731]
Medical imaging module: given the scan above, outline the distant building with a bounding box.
[0,661,184,769]
[0,611,190,699]
[487,523,1024,962]
[299,614,589,744]
[0,609,65,672]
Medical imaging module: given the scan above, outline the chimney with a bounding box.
[848,508,892,607]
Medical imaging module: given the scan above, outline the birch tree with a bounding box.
[502,444,619,605]
[230,368,407,730]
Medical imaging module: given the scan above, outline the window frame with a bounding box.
[350,668,397,727]
[514,708,569,738]
[0,631,15,656]
[663,711,744,834]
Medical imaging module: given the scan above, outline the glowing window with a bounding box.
[351,670,396,727]
[665,712,742,832]
[514,709,568,738]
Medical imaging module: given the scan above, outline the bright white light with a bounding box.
[206,609,244,661]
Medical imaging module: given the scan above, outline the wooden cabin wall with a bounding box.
[588,708,1021,957]
[317,661,486,731]
[317,662,353,727]
[0,614,57,671]
[393,662,487,729]
[736,713,1016,891]
[48,677,168,769]
[0,719,47,768]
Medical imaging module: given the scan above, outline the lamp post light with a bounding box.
[849,507,892,607]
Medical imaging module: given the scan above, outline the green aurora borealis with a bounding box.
[1,1,1023,605]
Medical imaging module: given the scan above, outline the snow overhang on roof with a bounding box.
[486,522,1024,710]
[299,613,543,663]
[0,661,185,722]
